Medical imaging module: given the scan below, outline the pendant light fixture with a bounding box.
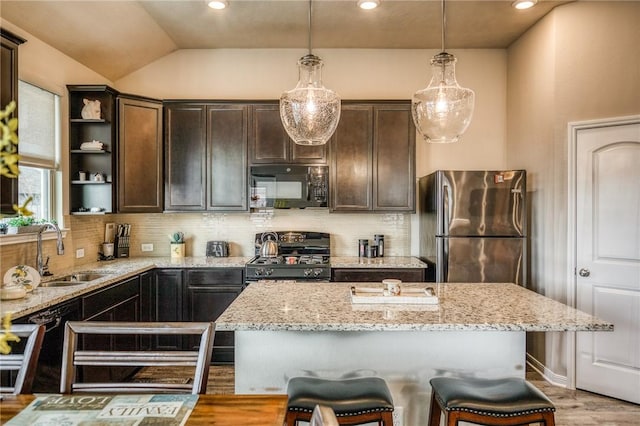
[412,0,475,144]
[280,0,341,146]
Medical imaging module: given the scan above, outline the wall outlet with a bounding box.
[141,243,154,252]
[76,248,85,258]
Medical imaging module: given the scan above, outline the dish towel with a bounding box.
[80,140,104,150]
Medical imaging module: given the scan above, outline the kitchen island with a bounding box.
[216,282,612,425]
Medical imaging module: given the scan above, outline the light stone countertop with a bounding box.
[216,282,613,332]
[1,256,252,319]
[330,256,427,268]
[1,256,426,320]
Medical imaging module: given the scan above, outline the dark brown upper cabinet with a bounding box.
[0,29,25,215]
[250,103,327,165]
[330,101,415,213]
[117,94,163,213]
[206,104,248,211]
[164,102,248,212]
[164,103,206,211]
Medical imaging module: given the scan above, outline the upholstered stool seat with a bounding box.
[286,376,394,425]
[428,377,556,426]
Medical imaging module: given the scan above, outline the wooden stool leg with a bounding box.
[428,391,442,426]
[380,411,394,425]
[285,411,297,426]
[542,411,556,426]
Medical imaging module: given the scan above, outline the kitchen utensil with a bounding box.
[104,223,116,243]
[102,242,114,257]
[260,232,279,258]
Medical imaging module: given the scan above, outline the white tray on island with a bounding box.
[350,285,439,305]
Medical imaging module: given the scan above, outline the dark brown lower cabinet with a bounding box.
[146,268,245,364]
[184,269,244,364]
[332,268,425,282]
[80,276,141,383]
[149,269,184,350]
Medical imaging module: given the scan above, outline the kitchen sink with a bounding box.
[41,272,112,287]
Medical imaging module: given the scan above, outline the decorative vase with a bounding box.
[170,243,185,258]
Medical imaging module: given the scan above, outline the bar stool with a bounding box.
[286,376,394,425]
[428,377,556,426]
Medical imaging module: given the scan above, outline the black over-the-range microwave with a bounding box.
[249,165,328,209]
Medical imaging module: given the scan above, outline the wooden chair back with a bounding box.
[60,321,215,394]
[0,324,45,394]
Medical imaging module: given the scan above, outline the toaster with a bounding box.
[206,241,229,257]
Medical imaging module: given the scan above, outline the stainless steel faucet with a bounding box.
[37,222,64,276]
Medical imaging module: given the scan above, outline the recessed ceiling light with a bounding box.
[208,0,228,10]
[512,0,537,10]
[358,0,380,10]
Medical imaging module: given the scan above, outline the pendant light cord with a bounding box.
[308,0,313,55]
[441,0,446,52]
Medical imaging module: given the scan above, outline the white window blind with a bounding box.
[17,81,59,168]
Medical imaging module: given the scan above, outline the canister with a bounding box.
[374,234,384,257]
[358,239,369,257]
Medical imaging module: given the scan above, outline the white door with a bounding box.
[575,121,640,404]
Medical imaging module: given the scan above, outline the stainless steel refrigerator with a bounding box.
[418,170,527,285]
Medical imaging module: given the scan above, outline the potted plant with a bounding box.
[5,216,50,234]
[169,231,185,258]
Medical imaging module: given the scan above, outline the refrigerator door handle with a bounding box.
[442,184,450,235]
[436,237,449,283]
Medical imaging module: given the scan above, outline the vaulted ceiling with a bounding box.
[0,0,572,81]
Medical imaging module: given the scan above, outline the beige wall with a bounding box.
[507,1,640,381]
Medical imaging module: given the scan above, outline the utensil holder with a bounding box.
[171,242,185,258]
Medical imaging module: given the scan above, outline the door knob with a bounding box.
[578,268,590,277]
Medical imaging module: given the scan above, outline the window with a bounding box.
[16,81,60,222]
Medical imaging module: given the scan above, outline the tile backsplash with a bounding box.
[1,210,412,273]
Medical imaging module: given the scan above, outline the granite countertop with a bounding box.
[330,256,427,268]
[2,256,423,320]
[216,282,613,332]
[1,256,252,319]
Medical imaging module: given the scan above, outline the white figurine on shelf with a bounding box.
[81,98,101,119]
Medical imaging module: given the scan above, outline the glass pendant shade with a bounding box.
[280,54,341,146]
[412,52,475,144]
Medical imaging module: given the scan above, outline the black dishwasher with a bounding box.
[21,298,81,392]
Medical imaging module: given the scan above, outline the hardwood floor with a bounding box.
[136,366,640,425]
[526,371,640,426]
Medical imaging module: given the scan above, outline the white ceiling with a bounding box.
[0,0,572,81]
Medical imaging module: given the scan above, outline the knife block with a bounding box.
[115,236,130,258]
